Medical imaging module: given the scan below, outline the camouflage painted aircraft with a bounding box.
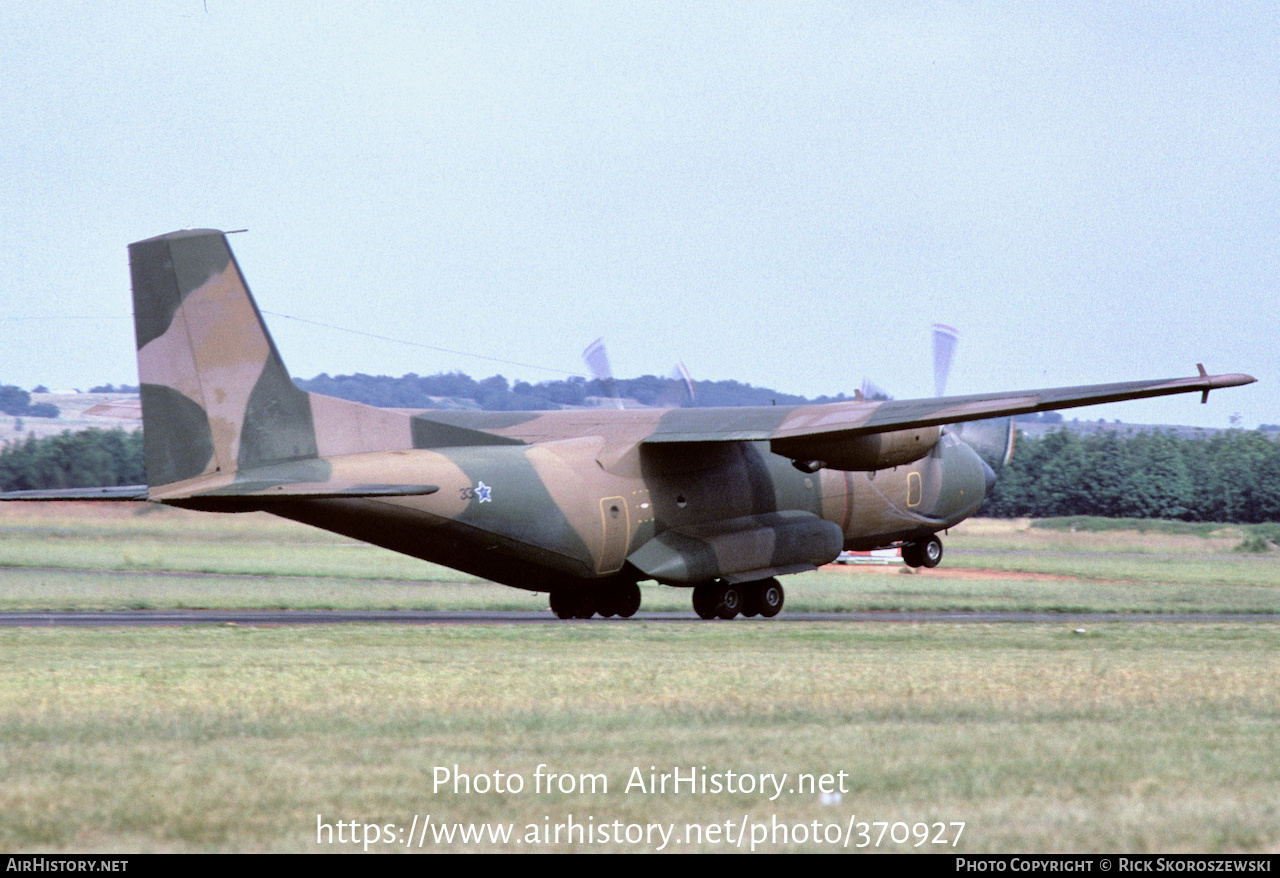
[2,229,1256,619]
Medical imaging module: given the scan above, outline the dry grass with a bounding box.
[947,517,1250,555]
[0,624,1277,852]
[1,506,1279,852]
[0,502,479,584]
[3,507,1279,614]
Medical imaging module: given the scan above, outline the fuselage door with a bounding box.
[598,495,630,573]
[907,471,922,507]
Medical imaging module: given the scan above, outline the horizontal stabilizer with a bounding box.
[150,476,439,502]
[189,482,439,500]
[0,481,440,503]
[0,485,151,502]
[143,450,446,503]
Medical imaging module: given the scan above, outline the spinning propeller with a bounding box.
[931,324,1017,469]
[582,339,697,409]
[582,338,624,409]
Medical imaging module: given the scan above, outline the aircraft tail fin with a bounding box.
[129,229,318,488]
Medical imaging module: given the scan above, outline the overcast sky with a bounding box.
[2,2,1275,428]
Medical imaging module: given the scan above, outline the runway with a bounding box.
[1,609,1275,626]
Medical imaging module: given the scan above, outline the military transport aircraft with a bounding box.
[1,230,1255,619]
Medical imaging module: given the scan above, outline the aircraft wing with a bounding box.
[643,368,1256,443]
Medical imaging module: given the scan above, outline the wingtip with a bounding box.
[1198,371,1256,403]
[1191,362,1254,388]
[1209,372,1257,388]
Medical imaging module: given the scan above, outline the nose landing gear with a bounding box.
[901,534,943,568]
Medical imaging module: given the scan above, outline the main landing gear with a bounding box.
[901,534,943,569]
[550,580,641,620]
[691,578,784,620]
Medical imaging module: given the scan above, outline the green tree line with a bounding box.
[980,429,1280,522]
[2,425,1278,525]
[0,429,144,491]
[294,371,828,410]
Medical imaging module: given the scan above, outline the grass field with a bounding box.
[0,504,1278,853]
[2,504,1279,614]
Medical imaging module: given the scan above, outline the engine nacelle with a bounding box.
[771,426,941,472]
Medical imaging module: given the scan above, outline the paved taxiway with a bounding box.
[1,610,1275,626]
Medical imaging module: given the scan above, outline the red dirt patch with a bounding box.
[821,564,1080,582]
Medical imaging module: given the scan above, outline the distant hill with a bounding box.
[0,392,135,446]
[3,372,1272,443]
[292,371,832,411]
[0,384,58,419]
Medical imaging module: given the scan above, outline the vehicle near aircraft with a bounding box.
[0,230,1255,619]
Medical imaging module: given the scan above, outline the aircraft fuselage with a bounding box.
[220,432,990,594]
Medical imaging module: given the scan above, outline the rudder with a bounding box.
[129,229,317,487]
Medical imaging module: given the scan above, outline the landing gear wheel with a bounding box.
[716,583,743,619]
[902,536,944,569]
[921,535,943,568]
[550,588,596,619]
[740,586,761,618]
[756,578,784,618]
[550,589,575,620]
[573,591,597,619]
[692,583,719,620]
[901,541,923,568]
[596,588,619,618]
[613,582,641,619]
